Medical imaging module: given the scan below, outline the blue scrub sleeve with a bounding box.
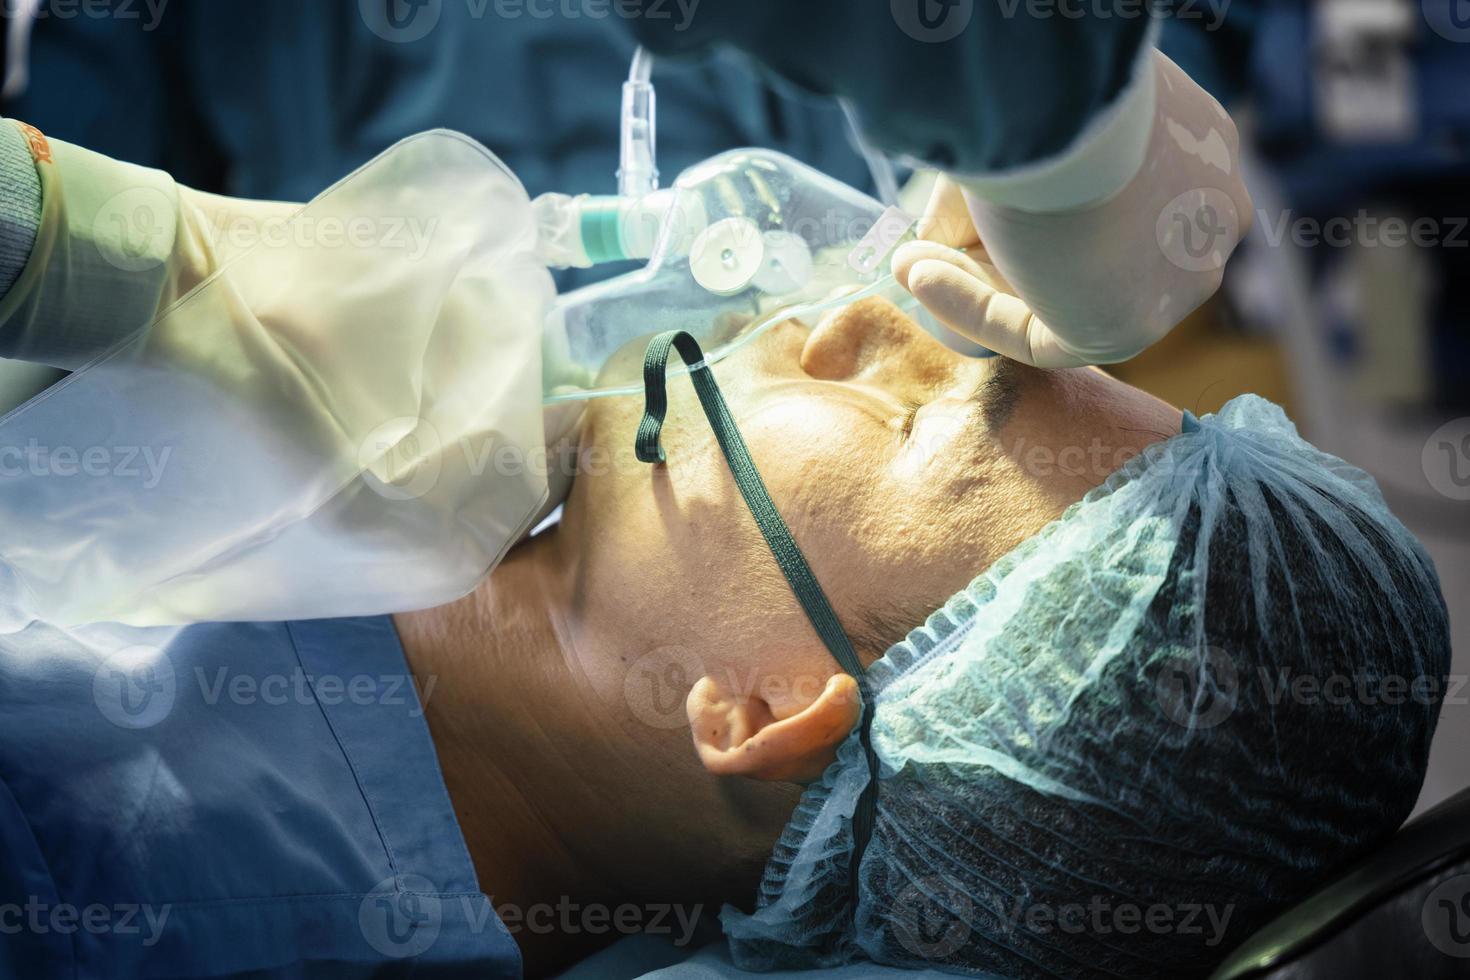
[621,0,1151,174]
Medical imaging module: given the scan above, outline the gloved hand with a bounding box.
[892,51,1252,367]
[0,123,303,371]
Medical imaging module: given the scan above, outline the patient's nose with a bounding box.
[800,296,958,395]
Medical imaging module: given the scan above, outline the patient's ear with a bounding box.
[686,672,861,782]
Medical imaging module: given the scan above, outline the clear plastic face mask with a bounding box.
[543,149,917,402]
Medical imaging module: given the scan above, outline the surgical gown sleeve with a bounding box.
[0,120,298,371]
[623,1,1154,204]
[0,119,40,299]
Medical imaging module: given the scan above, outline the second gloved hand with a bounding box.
[892,51,1252,368]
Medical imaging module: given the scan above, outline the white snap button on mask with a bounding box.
[690,216,764,295]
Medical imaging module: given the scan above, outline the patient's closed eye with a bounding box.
[897,400,922,439]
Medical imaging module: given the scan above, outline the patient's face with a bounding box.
[557,297,1155,731]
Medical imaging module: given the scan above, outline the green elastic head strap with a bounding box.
[635,329,880,904]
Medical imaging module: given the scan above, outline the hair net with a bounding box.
[722,394,1451,979]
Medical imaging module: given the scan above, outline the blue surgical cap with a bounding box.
[723,395,1451,978]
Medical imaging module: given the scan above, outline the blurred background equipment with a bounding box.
[1134,0,1470,812]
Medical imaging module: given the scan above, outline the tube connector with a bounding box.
[532,189,698,269]
[617,47,658,199]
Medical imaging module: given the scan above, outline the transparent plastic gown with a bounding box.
[0,131,553,629]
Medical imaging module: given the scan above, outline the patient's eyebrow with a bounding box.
[970,359,1023,430]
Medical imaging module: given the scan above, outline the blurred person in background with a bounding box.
[0,0,870,253]
[0,0,876,424]
[1156,0,1470,811]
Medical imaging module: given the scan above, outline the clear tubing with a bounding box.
[618,47,658,198]
[841,99,900,207]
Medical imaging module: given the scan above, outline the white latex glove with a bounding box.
[892,51,1251,367]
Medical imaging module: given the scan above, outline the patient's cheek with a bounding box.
[739,398,879,489]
